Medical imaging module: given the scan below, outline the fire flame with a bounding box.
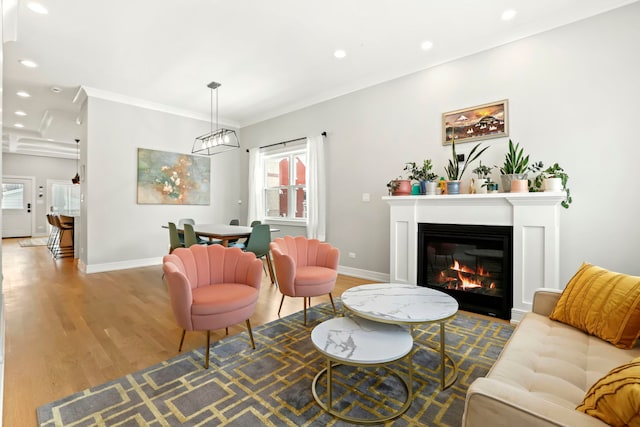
[438,258,496,290]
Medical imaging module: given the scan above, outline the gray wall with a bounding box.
[240,3,640,284]
[81,97,244,271]
[2,153,77,235]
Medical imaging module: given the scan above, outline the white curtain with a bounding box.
[247,147,264,225]
[306,134,326,240]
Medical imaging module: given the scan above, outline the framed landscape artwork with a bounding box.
[442,99,509,145]
[137,148,211,205]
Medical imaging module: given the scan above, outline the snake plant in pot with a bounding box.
[497,139,542,192]
[444,137,489,194]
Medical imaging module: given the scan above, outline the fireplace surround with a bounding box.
[384,192,565,323]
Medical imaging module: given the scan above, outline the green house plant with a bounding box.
[471,161,492,194]
[404,159,439,194]
[386,175,411,196]
[532,163,572,208]
[497,139,542,192]
[444,138,489,194]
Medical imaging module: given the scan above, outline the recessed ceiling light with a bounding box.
[14,123,25,128]
[19,59,38,68]
[333,49,346,59]
[15,110,27,116]
[17,91,31,98]
[27,2,48,14]
[502,9,517,20]
[421,41,433,51]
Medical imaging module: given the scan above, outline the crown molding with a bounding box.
[77,86,240,129]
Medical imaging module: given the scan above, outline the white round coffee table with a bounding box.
[342,283,459,389]
[310,316,414,424]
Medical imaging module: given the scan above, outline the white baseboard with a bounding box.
[81,256,389,283]
[337,265,389,283]
[84,257,162,274]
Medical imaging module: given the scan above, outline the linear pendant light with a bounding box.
[192,81,239,155]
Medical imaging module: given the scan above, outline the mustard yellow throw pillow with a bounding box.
[577,357,640,427]
[550,262,640,349]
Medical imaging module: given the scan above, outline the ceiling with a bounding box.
[3,0,638,159]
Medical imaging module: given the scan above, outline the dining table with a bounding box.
[164,223,279,247]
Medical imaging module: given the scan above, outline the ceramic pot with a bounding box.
[486,182,499,193]
[425,180,439,195]
[501,174,526,193]
[392,179,412,196]
[474,178,487,194]
[510,179,529,193]
[544,177,563,192]
[446,180,461,195]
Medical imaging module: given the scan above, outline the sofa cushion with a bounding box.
[577,357,640,426]
[549,262,640,349]
[487,311,640,410]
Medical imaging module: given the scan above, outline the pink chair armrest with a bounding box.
[270,243,297,296]
[163,262,194,330]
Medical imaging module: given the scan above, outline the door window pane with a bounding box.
[2,183,24,209]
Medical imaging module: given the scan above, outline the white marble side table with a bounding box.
[310,316,414,424]
[342,283,459,389]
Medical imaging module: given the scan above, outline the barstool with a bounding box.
[51,215,74,259]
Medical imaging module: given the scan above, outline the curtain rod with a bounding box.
[245,131,326,152]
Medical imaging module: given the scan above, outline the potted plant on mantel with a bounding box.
[444,137,489,195]
[497,139,542,193]
[386,175,412,196]
[531,163,572,208]
[471,161,492,194]
[404,159,439,195]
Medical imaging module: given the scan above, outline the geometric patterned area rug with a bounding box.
[37,300,514,426]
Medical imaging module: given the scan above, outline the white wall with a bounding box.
[82,96,244,272]
[2,153,77,235]
[240,3,640,285]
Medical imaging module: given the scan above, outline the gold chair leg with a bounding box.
[265,253,276,285]
[205,330,211,369]
[329,293,336,315]
[278,294,285,317]
[178,329,186,352]
[246,319,256,349]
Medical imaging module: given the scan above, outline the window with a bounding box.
[263,148,306,220]
[50,183,80,215]
[2,183,24,209]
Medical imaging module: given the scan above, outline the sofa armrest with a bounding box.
[531,288,563,317]
[463,378,607,427]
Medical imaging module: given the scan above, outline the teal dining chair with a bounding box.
[179,218,221,245]
[168,222,185,253]
[183,223,201,248]
[243,224,275,284]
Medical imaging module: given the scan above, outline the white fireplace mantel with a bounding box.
[384,192,565,323]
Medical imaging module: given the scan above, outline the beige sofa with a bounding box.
[462,288,640,427]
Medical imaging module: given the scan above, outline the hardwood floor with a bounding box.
[0,238,373,426]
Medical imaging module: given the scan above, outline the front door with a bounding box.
[2,177,34,238]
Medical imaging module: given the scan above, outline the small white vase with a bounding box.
[544,177,563,192]
[474,178,487,194]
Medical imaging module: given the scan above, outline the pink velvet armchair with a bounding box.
[270,236,340,325]
[162,244,263,368]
